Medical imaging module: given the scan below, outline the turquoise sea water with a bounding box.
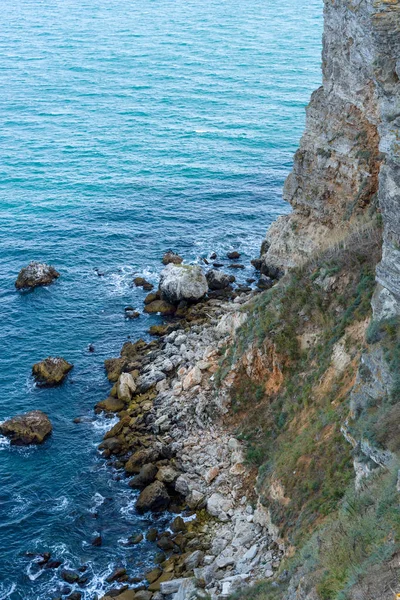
[0,0,322,597]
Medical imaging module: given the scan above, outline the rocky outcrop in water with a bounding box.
[15,261,60,289]
[0,410,52,445]
[162,251,183,265]
[32,356,73,386]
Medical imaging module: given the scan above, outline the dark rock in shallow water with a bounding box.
[88,344,95,353]
[210,252,217,260]
[229,263,245,269]
[125,448,160,474]
[136,481,171,512]
[15,261,60,289]
[133,277,154,291]
[146,528,158,542]
[37,552,51,565]
[162,251,183,265]
[129,533,143,545]
[32,356,73,387]
[149,323,180,337]
[227,251,241,260]
[91,535,102,547]
[68,593,82,600]
[46,559,63,569]
[144,290,160,305]
[124,307,140,319]
[61,569,80,584]
[251,258,262,271]
[206,269,232,291]
[0,410,52,445]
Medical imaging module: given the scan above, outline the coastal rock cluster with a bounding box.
[95,290,282,599]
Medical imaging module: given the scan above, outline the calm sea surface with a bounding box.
[0,0,322,597]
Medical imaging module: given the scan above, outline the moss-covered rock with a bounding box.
[0,410,52,445]
[104,357,126,382]
[96,396,125,413]
[144,300,176,316]
[32,357,73,387]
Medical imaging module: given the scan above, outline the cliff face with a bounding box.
[262,0,399,293]
[224,3,400,599]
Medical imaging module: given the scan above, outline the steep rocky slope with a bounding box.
[224,1,400,599]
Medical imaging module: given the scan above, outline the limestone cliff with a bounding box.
[261,0,399,287]
[226,2,400,599]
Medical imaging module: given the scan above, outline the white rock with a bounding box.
[173,578,197,600]
[242,544,258,561]
[207,493,233,520]
[216,555,235,569]
[116,373,136,402]
[216,311,247,336]
[160,264,208,304]
[160,578,186,595]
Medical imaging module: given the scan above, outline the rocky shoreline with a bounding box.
[94,259,283,600]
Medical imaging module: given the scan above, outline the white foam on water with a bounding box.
[119,497,137,517]
[0,583,16,599]
[0,436,10,451]
[10,493,32,516]
[89,491,106,513]
[26,563,44,582]
[52,495,69,512]
[92,414,119,434]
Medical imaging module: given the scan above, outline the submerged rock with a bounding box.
[60,569,80,584]
[32,357,73,387]
[159,264,208,304]
[136,481,171,512]
[124,307,140,319]
[15,261,60,290]
[0,410,52,445]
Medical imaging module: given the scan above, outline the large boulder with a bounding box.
[15,261,60,290]
[0,410,52,445]
[32,357,73,387]
[206,269,233,291]
[159,264,208,304]
[136,481,171,512]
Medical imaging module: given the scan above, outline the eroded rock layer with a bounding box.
[262,0,400,301]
